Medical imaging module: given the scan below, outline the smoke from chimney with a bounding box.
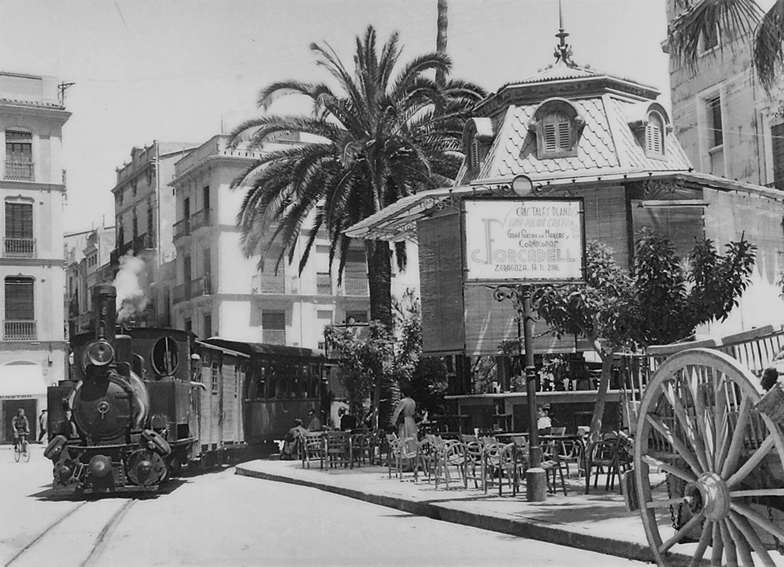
[113,253,149,323]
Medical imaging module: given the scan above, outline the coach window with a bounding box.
[211,362,219,395]
[151,336,179,375]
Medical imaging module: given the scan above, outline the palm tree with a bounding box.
[666,0,784,90]
[230,25,485,329]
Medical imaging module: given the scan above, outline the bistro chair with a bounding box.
[541,439,568,496]
[484,442,524,496]
[301,431,325,469]
[463,440,486,490]
[386,435,420,481]
[556,438,585,478]
[325,431,352,469]
[350,432,371,467]
[433,439,467,490]
[584,437,622,494]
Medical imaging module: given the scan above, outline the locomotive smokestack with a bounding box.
[93,284,117,343]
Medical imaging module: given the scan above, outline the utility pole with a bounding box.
[58,82,75,106]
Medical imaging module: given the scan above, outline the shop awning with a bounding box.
[0,364,47,399]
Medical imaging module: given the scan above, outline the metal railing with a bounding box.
[3,237,36,258]
[190,209,211,231]
[251,274,285,294]
[191,277,212,297]
[173,218,190,240]
[262,329,286,345]
[4,320,36,340]
[5,161,34,181]
[342,277,368,296]
[317,275,333,296]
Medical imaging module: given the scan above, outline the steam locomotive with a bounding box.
[43,283,333,494]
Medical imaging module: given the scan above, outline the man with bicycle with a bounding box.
[12,408,30,452]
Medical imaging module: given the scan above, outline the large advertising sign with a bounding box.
[463,198,585,283]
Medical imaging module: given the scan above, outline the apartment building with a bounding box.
[170,134,370,349]
[664,1,784,331]
[0,72,70,441]
[110,141,198,327]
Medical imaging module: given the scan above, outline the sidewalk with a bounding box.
[236,459,687,565]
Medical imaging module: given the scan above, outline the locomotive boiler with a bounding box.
[44,284,196,493]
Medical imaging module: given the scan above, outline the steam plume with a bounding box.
[114,253,148,323]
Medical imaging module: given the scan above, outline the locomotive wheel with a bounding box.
[635,348,784,566]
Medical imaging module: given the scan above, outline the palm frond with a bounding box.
[754,0,784,90]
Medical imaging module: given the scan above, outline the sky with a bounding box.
[0,0,671,234]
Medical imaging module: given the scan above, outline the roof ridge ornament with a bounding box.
[553,0,576,67]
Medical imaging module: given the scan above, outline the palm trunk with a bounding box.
[365,239,393,429]
[436,0,448,86]
[587,352,613,444]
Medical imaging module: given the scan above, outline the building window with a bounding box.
[147,204,155,246]
[542,111,572,153]
[184,318,192,333]
[771,123,784,190]
[4,276,35,340]
[203,313,212,338]
[211,362,219,395]
[131,180,137,199]
[529,99,584,159]
[707,96,723,148]
[645,112,665,158]
[5,130,33,181]
[117,222,124,247]
[4,201,35,258]
[132,211,138,240]
[261,310,286,345]
[316,272,332,295]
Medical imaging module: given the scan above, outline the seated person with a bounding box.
[762,367,781,392]
[305,409,322,431]
[537,405,552,435]
[281,419,306,460]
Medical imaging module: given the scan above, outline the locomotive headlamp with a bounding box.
[87,340,114,367]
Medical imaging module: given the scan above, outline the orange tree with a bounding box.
[533,231,756,443]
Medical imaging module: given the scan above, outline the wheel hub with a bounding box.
[684,472,730,520]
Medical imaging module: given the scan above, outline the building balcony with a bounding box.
[262,329,286,345]
[173,218,190,241]
[3,237,36,258]
[5,161,34,181]
[191,276,212,297]
[251,274,286,294]
[4,320,36,341]
[341,277,368,296]
[132,233,155,255]
[191,209,211,231]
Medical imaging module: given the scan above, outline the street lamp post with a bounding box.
[493,284,547,502]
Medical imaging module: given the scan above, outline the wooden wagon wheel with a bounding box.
[634,348,784,566]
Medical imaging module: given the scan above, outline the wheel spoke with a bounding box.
[665,381,711,472]
[713,373,728,467]
[731,502,784,545]
[688,519,713,567]
[720,519,738,567]
[659,514,703,554]
[760,413,784,465]
[726,434,775,488]
[691,369,715,471]
[720,396,753,479]
[710,520,724,567]
[646,413,703,476]
[730,488,784,498]
[726,515,754,567]
[728,510,777,567]
[641,455,696,483]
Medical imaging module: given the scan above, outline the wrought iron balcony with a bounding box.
[4,320,36,341]
[5,161,34,181]
[251,274,285,294]
[191,276,212,297]
[173,218,190,240]
[190,209,211,231]
[3,237,36,258]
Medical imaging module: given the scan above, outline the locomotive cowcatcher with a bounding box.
[44,284,197,493]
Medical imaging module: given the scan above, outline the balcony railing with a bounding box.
[132,233,155,255]
[4,320,36,341]
[317,278,333,295]
[5,161,34,181]
[191,209,211,231]
[262,329,286,345]
[173,218,190,240]
[342,277,368,296]
[191,277,212,297]
[251,274,285,294]
[3,237,36,258]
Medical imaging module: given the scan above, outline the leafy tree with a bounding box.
[533,232,756,443]
[667,0,784,91]
[230,26,486,328]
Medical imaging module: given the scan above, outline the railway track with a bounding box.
[4,498,136,567]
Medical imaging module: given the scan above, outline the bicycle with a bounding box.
[13,434,30,463]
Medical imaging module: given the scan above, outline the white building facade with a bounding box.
[0,72,70,442]
[170,134,371,349]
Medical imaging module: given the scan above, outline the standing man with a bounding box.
[38,409,47,443]
[12,408,30,451]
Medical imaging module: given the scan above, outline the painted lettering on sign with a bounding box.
[463,199,584,282]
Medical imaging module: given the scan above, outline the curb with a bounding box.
[235,465,681,564]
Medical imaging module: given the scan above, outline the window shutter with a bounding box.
[543,123,557,152]
[772,123,784,190]
[5,202,33,239]
[5,277,34,320]
[557,121,571,150]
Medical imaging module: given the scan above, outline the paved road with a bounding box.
[1,447,651,566]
